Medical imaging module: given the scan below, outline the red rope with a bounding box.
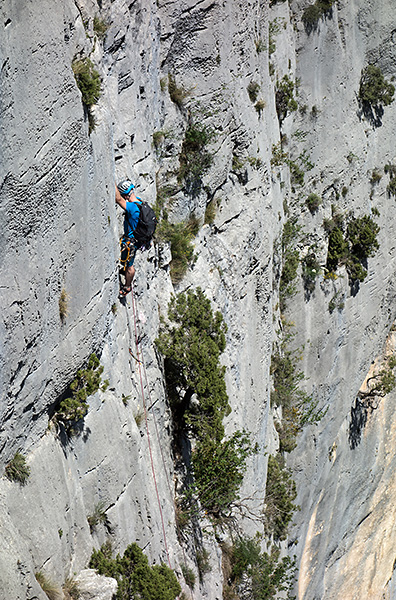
[129,283,172,570]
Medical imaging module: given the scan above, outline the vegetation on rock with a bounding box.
[72,57,101,132]
[178,124,213,194]
[324,210,380,283]
[264,455,298,541]
[54,353,107,432]
[302,0,335,34]
[5,452,30,484]
[224,536,296,599]
[89,542,181,600]
[156,215,200,283]
[275,75,298,123]
[156,288,256,517]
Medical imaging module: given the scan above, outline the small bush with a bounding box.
[178,124,213,191]
[306,193,321,214]
[181,565,196,589]
[359,64,395,108]
[192,430,257,516]
[302,251,321,294]
[87,501,107,533]
[196,548,211,580]
[325,213,380,282]
[54,353,104,429]
[247,81,260,102]
[255,38,266,53]
[302,0,335,34]
[370,168,382,184]
[264,454,298,541]
[347,215,380,260]
[89,542,181,600]
[168,73,191,108]
[275,75,298,123]
[35,572,61,600]
[152,131,165,149]
[204,199,217,224]
[157,216,200,283]
[72,58,101,106]
[93,16,108,40]
[230,537,296,599]
[326,226,348,272]
[255,99,266,116]
[59,289,69,322]
[5,452,30,484]
[72,57,101,132]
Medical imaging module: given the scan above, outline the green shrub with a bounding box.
[302,0,335,33]
[271,343,326,450]
[181,565,196,589]
[5,452,30,484]
[178,124,213,190]
[359,65,395,108]
[93,16,108,40]
[156,288,229,442]
[264,455,298,541]
[157,289,256,517]
[89,542,181,600]
[87,501,107,533]
[306,192,321,213]
[204,199,217,224]
[255,99,266,116]
[326,226,347,272]
[325,213,380,282]
[54,354,104,430]
[247,81,260,102]
[230,537,296,599]
[196,548,211,580]
[72,57,101,132]
[301,251,321,294]
[157,216,200,283]
[346,215,380,260]
[192,430,257,516]
[63,577,81,600]
[275,75,298,123]
[168,73,191,108]
[370,168,382,184]
[328,291,345,314]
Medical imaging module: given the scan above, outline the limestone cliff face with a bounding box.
[1,0,396,598]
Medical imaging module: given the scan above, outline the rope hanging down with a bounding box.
[129,284,172,570]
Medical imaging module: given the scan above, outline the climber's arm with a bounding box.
[115,185,126,211]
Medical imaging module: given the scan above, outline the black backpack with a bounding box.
[131,202,157,249]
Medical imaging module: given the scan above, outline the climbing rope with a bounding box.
[129,283,172,570]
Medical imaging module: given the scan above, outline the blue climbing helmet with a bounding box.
[117,180,135,196]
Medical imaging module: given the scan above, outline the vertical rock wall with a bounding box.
[2,0,396,598]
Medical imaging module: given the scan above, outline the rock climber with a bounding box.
[115,180,142,297]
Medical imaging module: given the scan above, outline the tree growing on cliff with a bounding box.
[358,65,395,126]
[156,288,256,517]
[90,542,181,600]
[156,287,230,442]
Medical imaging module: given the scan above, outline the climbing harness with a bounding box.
[119,237,137,269]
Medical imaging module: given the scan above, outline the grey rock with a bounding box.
[74,569,117,600]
